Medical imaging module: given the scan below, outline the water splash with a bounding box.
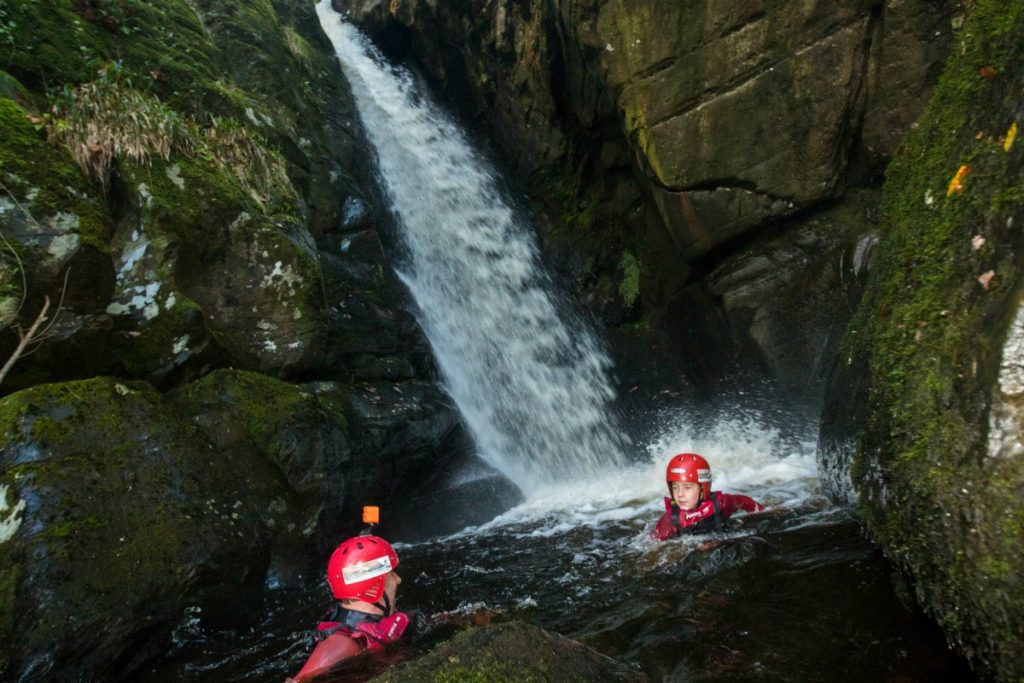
[316,3,627,494]
[415,406,826,545]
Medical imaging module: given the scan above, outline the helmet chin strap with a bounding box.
[374,591,392,616]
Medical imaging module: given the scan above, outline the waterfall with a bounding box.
[316,3,628,494]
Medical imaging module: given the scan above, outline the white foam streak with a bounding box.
[316,2,627,495]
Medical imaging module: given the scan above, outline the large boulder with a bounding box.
[0,377,270,681]
[166,370,353,579]
[167,369,466,577]
[818,2,1024,678]
[105,155,326,380]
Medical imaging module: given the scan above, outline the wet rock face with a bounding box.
[665,190,879,406]
[343,0,956,257]
[818,3,1024,678]
[371,621,648,682]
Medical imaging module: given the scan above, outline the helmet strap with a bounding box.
[375,591,392,616]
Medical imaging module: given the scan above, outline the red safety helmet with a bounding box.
[326,535,399,602]
[665,452,712,501]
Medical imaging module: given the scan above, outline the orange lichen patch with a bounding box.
[946,164,971,197]
[979,65,998,78]
[1004,122,1018,152]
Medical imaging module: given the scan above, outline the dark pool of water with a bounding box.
[146,508,975,682]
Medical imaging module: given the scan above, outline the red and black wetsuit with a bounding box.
[653,491,764,541]
[289,605,409,682]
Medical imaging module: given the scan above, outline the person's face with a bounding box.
[383,571,401,612]
[670,481,702,510]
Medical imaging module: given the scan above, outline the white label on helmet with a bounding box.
[669,467,712,483]
[342,555,393,585]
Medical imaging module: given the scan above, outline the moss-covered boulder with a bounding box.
[0,377,270,681]
[168,369,466,574]
[167,369,352,578]
[818,2,1024,678]
[372,621,647,682]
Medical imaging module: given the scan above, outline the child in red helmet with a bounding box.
[286,534,409,683]
[652,452,765,541]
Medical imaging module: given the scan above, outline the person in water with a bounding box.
[286,534,409,683]
[653,452,765,541]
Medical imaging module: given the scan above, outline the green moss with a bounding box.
[0,97,111,250]
[2,1,218,106]
[618,250,641,308]
[429,659,541,683]
[838,0,1024,676]
[47,522,72,538]
[183,369,306,443]
[110,294,205,378]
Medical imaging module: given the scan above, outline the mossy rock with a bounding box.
[372,621,647,683]
[0,96,111,278]
[107,155,326,378]
[167,368,353,573]
[0,377,271,681]
[821,1,1024,678]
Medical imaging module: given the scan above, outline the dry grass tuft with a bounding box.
[49,62,294,210]
[50,72,187,187]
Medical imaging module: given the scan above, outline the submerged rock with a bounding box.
[372,621,647,682]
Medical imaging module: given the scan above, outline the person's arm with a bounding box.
[719,492,764,515]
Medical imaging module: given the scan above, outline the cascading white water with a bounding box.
[316,3,627,494]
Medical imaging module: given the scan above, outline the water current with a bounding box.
[147,5,976,680]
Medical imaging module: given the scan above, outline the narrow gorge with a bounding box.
[0,0,1021,681]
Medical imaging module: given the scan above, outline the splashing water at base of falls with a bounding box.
[317,2,627,495]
